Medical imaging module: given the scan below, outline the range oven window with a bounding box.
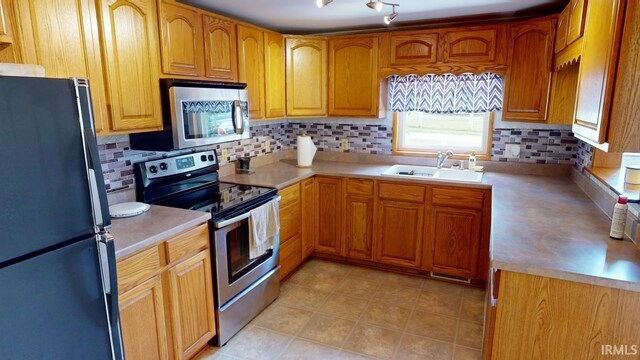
[182,100,248,139]
[225,219,273,283]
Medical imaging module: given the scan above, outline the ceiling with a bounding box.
[181,0,567,34]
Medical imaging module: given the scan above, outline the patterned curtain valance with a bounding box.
[389,73,503,114]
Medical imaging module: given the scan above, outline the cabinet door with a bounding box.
[427,207,482,278]
[280,233,302,279]
[99,0,162,132]
[203,14,237,81]
[328,35,379,117]
[503,18,555,121]
[301,178,315,258]
[120,276,169,360]
[573,0,625,145]
[441,29,498,63]
[264,31,286,118]
[384,31,438,66]
[555,5,570,53]
[315,177,343,255]
[167,250,216,360]
[0,0,10,43]
[285,36,327,116]
[345,194,374,260]
[374,200,424,268]
[237,25,265,120]
[158,2,203,77]
[567,0,586,45]
[13,0,110,133]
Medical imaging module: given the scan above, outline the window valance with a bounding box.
[389,73,503,114]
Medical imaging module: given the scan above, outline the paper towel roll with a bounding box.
[297,134,317,167]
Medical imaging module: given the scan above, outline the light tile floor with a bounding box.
[196,259,486,360]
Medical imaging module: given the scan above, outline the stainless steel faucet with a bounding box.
[436,151,454,168]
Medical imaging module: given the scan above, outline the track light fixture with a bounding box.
[384,5,398,24]
[316,0,332,8]
[316,0,399,25]
[366,0,384,12]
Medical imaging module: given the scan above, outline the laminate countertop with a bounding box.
[108,205,211,259]
[222,160,640,292]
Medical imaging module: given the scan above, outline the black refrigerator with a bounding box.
[0,76,124,359]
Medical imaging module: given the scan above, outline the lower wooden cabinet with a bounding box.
[119,275,169,360]
[344,194,374,260]
[427,206,482,278]
[300,178,315,258]
[374,199,424,268]
[315,177,343,256]
[166,250,216,360]
[117,223,214,360]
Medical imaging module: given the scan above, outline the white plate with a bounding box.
[109,202,150,218]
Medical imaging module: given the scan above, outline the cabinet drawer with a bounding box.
[281,233,302,261]
[346,178,374,196]
[280,201,301,243]
[379,182,425,202]
[165,224,209,264]
[432,187,484,209]
[117,246,162,293]
[279,183,300,208]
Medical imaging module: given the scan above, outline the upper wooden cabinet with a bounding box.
[572,0,625,147]
[555,6,570,53]
[382,31,438,67]
[315,176,343,256]
[237,25,265,120]
[567,0,586,45]
[328,35,379,117]
[98,0,163,132]
[441,28,498,63]
[285,36,328,117]
[202,14,237,81]
[264,31,286,118]
[158,2,203,77]
[503,17,556,121]
[11,0,110,133]
[0,0,11,44]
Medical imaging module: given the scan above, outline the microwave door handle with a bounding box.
[232,100,244,135]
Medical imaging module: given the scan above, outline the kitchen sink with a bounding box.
[380,164,484,183]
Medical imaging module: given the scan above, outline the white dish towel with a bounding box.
[249,198,280,259]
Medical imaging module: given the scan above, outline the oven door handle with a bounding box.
[214,195,281,229]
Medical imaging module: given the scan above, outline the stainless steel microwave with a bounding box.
[130,79,250,151]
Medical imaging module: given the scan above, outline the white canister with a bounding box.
[624,165,640,185]
[297,133,317,168]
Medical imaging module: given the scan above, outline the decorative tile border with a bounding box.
[99,120,583,193]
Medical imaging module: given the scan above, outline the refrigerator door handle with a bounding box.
[97,233,125,360]
[97,234,111,295]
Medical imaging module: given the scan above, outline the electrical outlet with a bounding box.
[221,149,229,163]
[265,138,271,153]
[341,138,349,150]
[505,144,521,158]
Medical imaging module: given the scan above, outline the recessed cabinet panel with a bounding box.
[329,35,379,117]
[159,3,203,77]
[429,207,482,278]
[442,29,497,63]
[374,200,424,268]
[264,31,286,118]
[503,18,555,121]
[203,14,238,81]
[345,195,374,260]
[567,0,586,45]
[237,25,265,119]
[285,37,327,116]
[555,5,570,53]
[99,0,163,132]
[388,32,438,66]
[315,177,343,255]
[301,178,315,258]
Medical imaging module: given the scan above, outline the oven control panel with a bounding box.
[143,150,217,179]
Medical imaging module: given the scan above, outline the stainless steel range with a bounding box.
[134,150,280,346]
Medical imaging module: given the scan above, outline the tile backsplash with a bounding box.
[99,119,583,193]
